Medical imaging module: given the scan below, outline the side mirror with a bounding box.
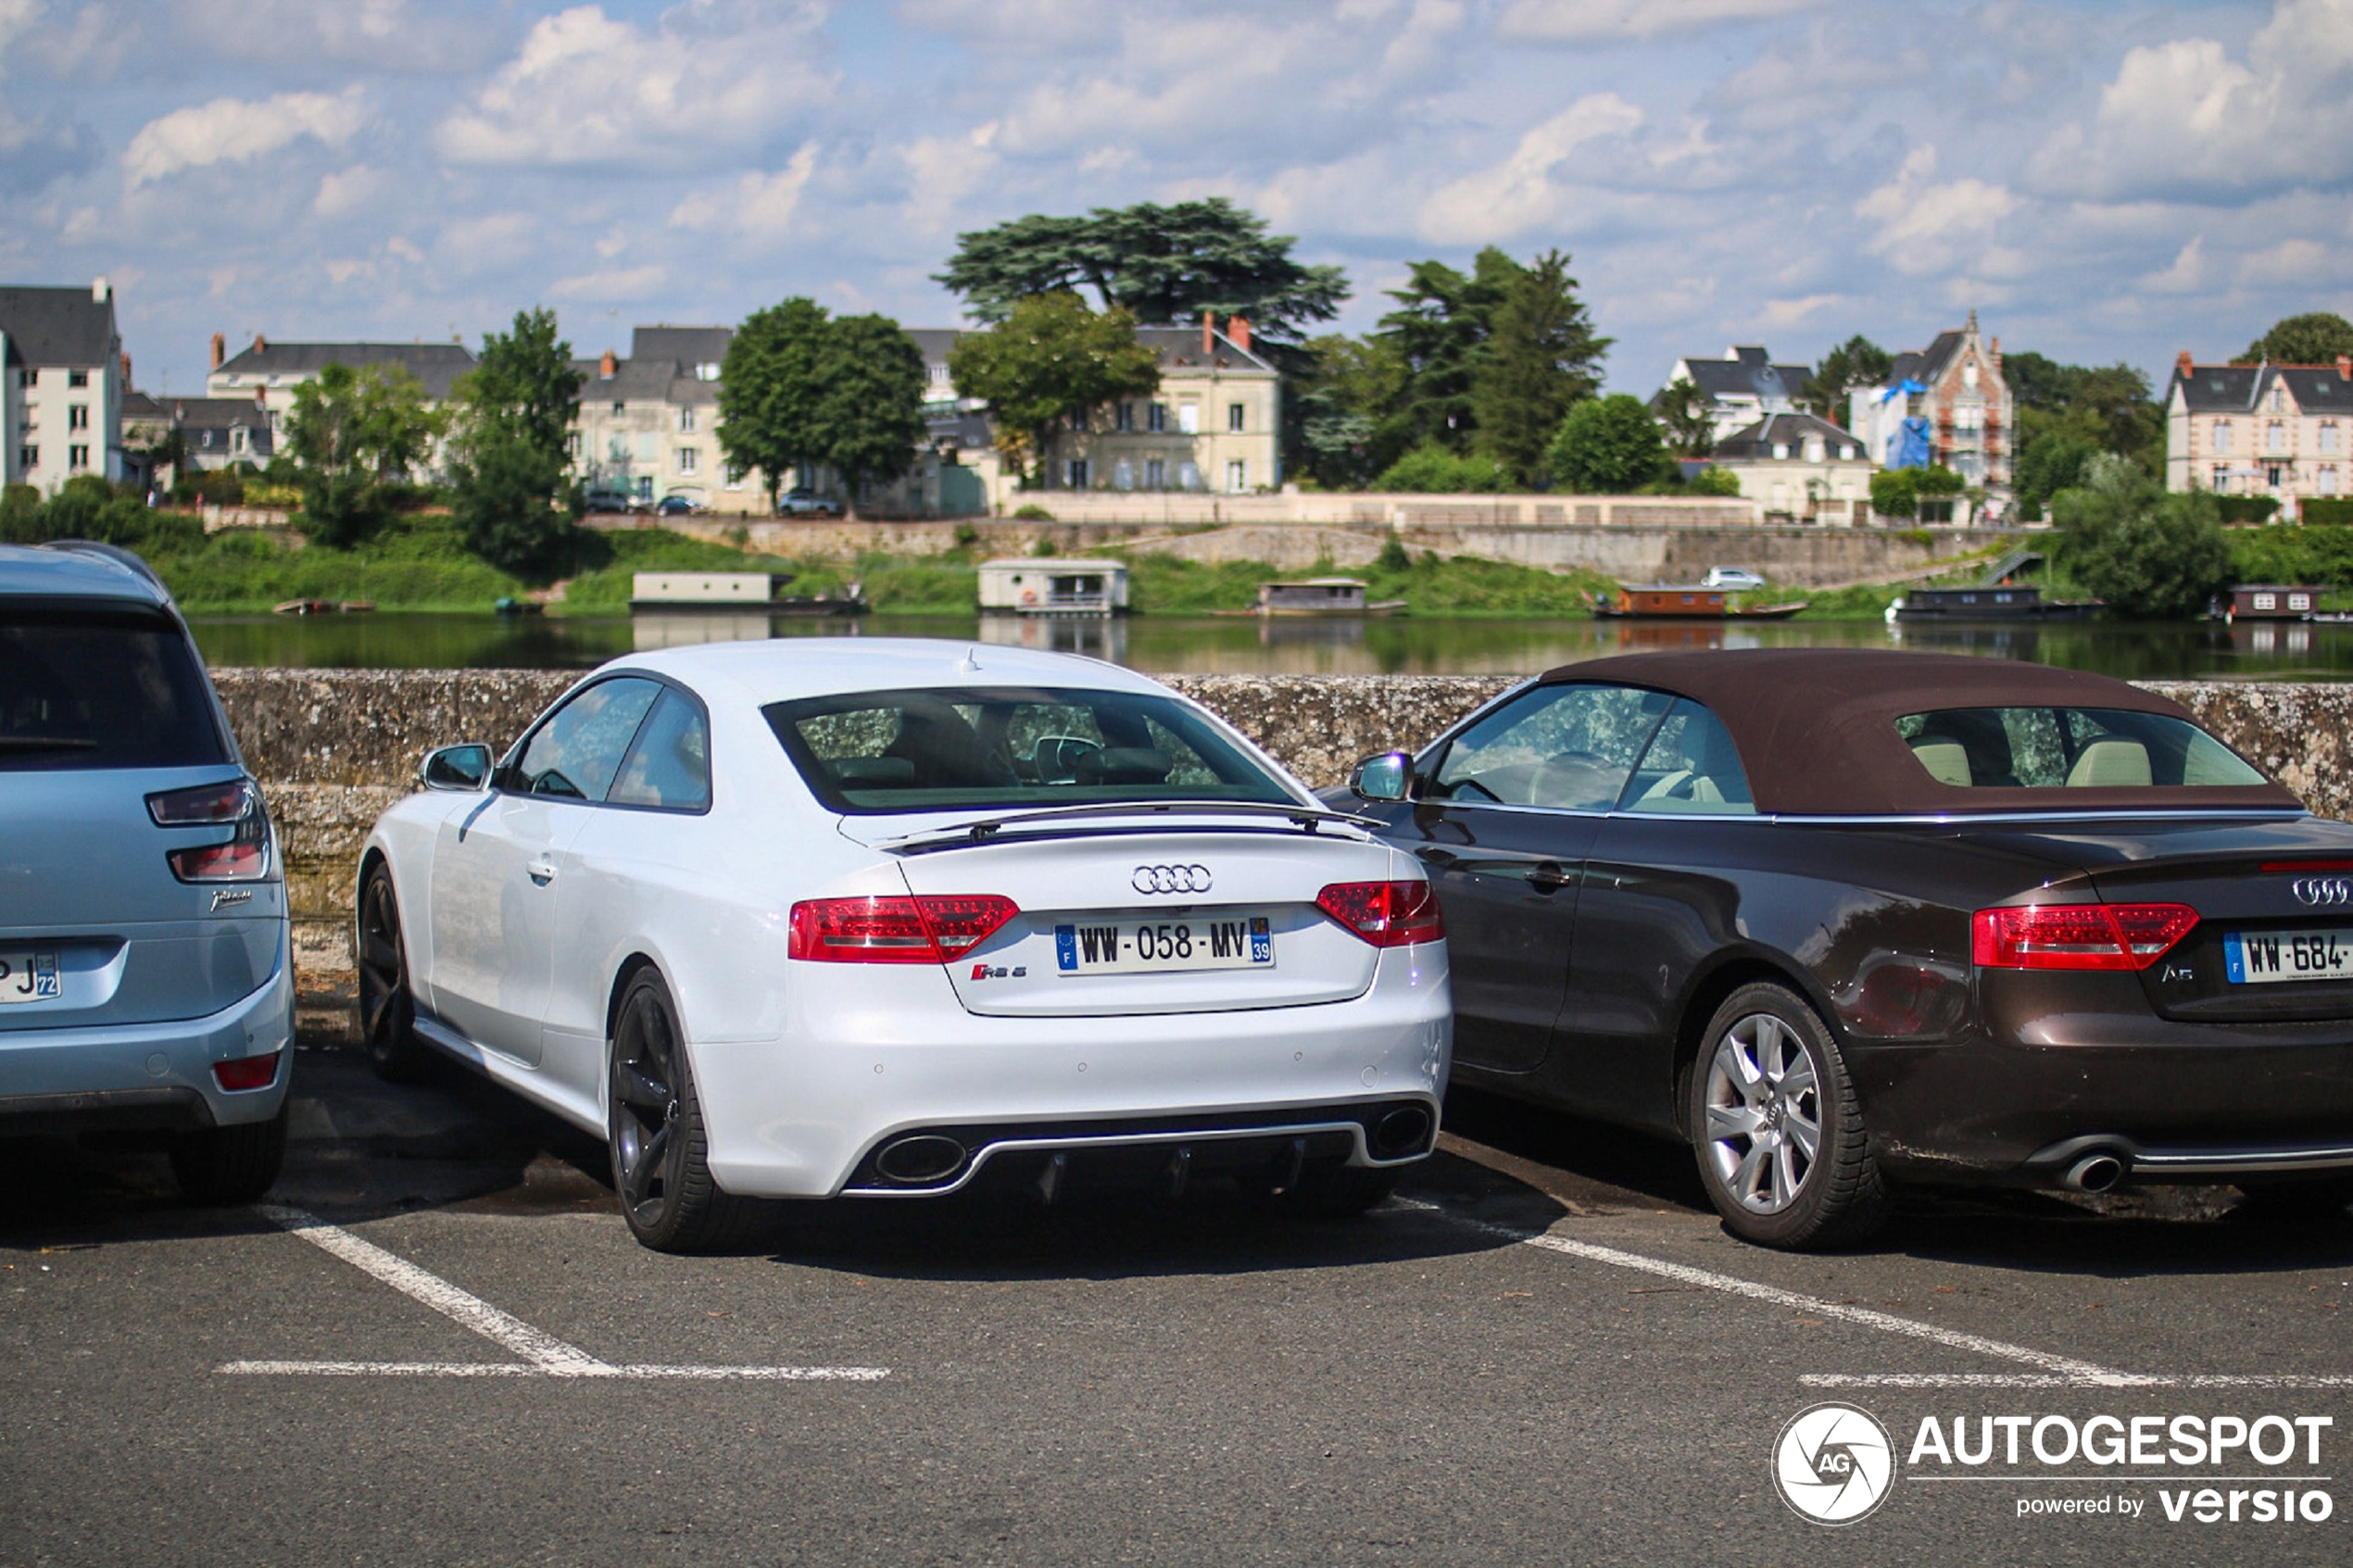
[1349,750,1413,803]
[421,743,493,792]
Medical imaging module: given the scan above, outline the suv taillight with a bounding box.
[788,896,1019,963]
[1316,881,1445,947]
[148,780,272,884]
[1971,902,2197,972]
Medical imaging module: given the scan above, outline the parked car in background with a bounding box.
[358,641,1452,1251]
[0,543,292,1201]
[778,489,844,519]
[1336,648,2353,1248]
[1700,568,1768,591]
[655,495,705,518]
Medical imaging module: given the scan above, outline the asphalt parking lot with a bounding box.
[6,1047,2351,1567]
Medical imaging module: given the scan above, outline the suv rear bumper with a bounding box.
[0,932,293,1136]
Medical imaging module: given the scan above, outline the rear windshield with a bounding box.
[0,605,228,771]
[1895,707,2265,790]
[765,685,1296,814]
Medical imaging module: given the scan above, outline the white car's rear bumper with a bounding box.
[694,943,1451,1198]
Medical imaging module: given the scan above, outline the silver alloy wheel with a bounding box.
[1702,1011,1822,1214]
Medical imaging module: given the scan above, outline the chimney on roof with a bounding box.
[120,352,132,386]
[252,333,267,353]
[210,332,225,370]
[2339,355,2351,382]
[599,348,618,378]
[2178,350,2195,381]
[1988,335,2000,369]
[1228,316,1252,354]
[1202,309,1214,356]
[92,276,109,303]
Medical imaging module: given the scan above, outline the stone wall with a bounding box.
[211,668,2351,1038]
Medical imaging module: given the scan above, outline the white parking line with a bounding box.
[1803,1373,2353,1389]
[231,1205,888,1383]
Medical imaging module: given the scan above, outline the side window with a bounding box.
[1431,684,1671,809]
[1621,699,1756,814]
[608,688,711,811]
[505,677,661,801]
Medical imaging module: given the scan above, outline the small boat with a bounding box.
[493,596,543,617]
[1893,584,2101,621]
[271,598,337,616]
[1589,585,1808,621]
[772,595,870,618]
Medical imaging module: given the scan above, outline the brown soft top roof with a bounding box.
[1534,649,2298,815]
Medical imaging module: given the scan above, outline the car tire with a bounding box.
[608,968,766,1253]
[171,1102,288,1205]
[357,863,434,1084]
[1687,981,1890,1249]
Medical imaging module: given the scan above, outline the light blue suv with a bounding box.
[0,542,291,1200]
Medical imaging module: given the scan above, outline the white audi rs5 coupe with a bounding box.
[359,641,1452,1249]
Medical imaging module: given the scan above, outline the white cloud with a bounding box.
[173,0,493,69]
[1497,0,1829,43]
[2237,236,2333,286]
[1856,144,2016,271]
[2028,0,2353,201]
[312,162,385,218]
[437,210,535,270]
[435,3,832,170]
[549,263,667,301]
[1758,293,1842,327]
[900,125,996,232]
[2137,235,2207,294]
[123,86,366,184]
[669,141,820,236]
[1416,94,1644,242]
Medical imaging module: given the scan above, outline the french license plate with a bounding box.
[0,951,60,1004]
[2223,929,2353,985]
[1054,915,1274,975]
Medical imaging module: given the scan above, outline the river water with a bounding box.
[186,610,2353,681]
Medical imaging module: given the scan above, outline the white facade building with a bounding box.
[2166,353,2353,514]
[1,279,125,495]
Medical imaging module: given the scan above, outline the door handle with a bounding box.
[527,859,557,885]
[1524,860,1573,893]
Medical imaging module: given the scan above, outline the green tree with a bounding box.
[1652,379,1717,458]
[1466,249,1608,486]
[1869,463,1961,519]
[719,297,832,507]
[946,293,1160,488]
[2015,430,2101,508]
[1371,248,1521,457]
[2055,455,2230,619]
[2007,352,2163,471]
[2237,312,2353,366]
[448,307,585,583]
[1685,465,1742,497]
[1545,394,1667,494]
[1803,335,1893,428]
[936,198,1347,348]
[1371,443,1512,494]
[283,361,442,546]
[810,314,928,504]
[1289,333,1405,489]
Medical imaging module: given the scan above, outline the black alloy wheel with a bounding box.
[1687,980,1891,1249]
[608,969,764,1252]
[171,1104,288,1204]
[357,863,433,1083]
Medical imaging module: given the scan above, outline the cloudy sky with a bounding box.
[3,0,2347,395]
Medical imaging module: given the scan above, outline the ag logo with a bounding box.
[1772,1402,1894,1525]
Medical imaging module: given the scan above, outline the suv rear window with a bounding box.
[1894,707,2265,790]
[0,605,229,771]
[765,685,1295,814]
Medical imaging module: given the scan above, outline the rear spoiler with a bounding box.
[873,800,1380,856]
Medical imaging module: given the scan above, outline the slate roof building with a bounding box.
[207,333,477,416]
[1848,313,2012,509]
[573,324,735,507]
[2165,353,2353,515]
[1657,345,1814,445]
[1705,412,1877,523]
[1,279,126,495]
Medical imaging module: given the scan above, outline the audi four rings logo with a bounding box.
[2293,877,2353,907]
[1133,863,1213,895]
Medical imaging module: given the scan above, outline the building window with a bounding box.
[2267,464,2285,489]
[1226,458,1246,493]
[2212,420,2233,453]
[2322,465,2340,495]
[724,462,745,489]
[2210,463,2231,493]
[1227,402,1245,433]
[678,408,696,433]
[18,445,33,470]
[1840,445,1857,460]
[566,432,582,458]
[69,445,89,470]
[67,405,88,430]
[2254,592,2278,611]
[2322,421,2341,453]
[1147,403,1167,433]
[1145,458,1165,488]
[611,400,625,416]
[1115,402,1133,432]
[1771,443,1789,460]
[2291,593,2313,611]
[1066,458,1090,489]
[2268,421,2286,454]
[2270,385,2285,413]
[1177,404,1200,434]
[230,427,247,456]
[68,370,87,388]
[1962,361,1979,391]
[1804,438,1825,462]
[695,362,720,382]
[677,446,698,474]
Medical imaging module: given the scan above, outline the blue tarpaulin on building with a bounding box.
[1894,416,1932,470]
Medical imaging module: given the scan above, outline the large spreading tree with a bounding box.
[719,299,927,509]
[946,293,1160,488]
[2237,312,2353,366]
[448,307,585,581]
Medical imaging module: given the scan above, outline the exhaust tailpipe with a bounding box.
[1371,1105,1434,1160]
[875,1134,967,1185]
[2063,1151,2127,1194]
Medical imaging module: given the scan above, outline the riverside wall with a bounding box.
[210,668,2352,1038]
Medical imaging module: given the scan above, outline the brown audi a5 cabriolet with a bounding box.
[1335,648,2353,1248]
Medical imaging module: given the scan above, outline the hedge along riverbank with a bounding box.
[208,668,2353,1038]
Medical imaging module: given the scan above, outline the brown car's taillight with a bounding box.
[1971,903,2197,972]
[1316,881,1445,947]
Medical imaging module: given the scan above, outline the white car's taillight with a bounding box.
[788,895,1020,963]
[148,780,272,883]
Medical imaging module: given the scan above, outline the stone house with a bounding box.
[1849,313,2013,511]
[1705,412,1876,523]
[2165,353,2352,515]
[205,333,476,481]
[1655,345,1814,446]
[572,326,737,507]
[0,279,125,495]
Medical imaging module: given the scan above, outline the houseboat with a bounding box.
[1252,578,1406,616]
[2216,584,2329,621]
[1892,583,2099,621]
[977,558,1129,617]
[1590,584,1808,620]
[629,571,866,616]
